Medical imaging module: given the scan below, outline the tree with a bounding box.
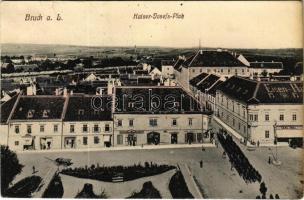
[261,70,268,77]
[259,182,267,198]
[1,146,24,194]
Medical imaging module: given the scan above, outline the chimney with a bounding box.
[63,87,68,97]
[55,88,59,96]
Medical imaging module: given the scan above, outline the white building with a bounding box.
[215,76,303,146]
[248,61,283,76]
[174,49,249,91]
[161,60,175,78]
[113,86,212,146]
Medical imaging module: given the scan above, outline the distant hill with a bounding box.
[1,43,302,60]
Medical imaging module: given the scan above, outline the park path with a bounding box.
[179,163,203,198]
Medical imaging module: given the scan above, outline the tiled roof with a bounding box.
[64,95,112,121]
[189,73,209,86]
[161,60,175,66]
[217,76,303,104]
[114,87,204,114]
[249,62,283,69]
[173,59,185,72]
[184,50,246,67]
[1,94,18,123]
[208,80,223,96]
[11,96,66,120]
[196,74,220,92]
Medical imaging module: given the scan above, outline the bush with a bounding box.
[4,175,42,197]
[75,183,107,198]
[1,145,24,194]
[42,173,64,198]
[169,171,194,199]
[128,181,161,198]
[61,162,175,182]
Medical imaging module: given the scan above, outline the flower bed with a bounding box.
[128,181,161,198]
[169,171,194,199]
[42,173,64,198]
[61,162,175,182]
[5,176,42,197]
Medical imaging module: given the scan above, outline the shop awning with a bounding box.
[276,129,303,138]
[103,135,111,142]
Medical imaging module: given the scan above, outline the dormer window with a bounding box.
[27,110,35,118]
[78,109,84,115]
[42,110,50,118]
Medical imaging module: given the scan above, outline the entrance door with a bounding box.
[171,133,178,144]
[65,137,76,149]
[127,134,137,146]
[186,133,194,144]
[147,132,160,145]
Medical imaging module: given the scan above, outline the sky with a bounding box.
[1,1,303,48]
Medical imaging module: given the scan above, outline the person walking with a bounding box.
[268,156,271,164]
[32,166,36,174]
[200,160,203,168]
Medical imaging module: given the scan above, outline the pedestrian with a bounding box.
[268,156,271,164]
[202,146,205,151]
[200,160,203,168]
[257,141,260,147]
[32,166,36,174]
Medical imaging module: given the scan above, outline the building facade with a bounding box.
[215,76,303,146]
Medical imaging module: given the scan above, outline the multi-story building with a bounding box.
[1,85,212,151]
[174,49,249,91]
[248,61,283,76]
[62,95,113,149]
[8,95,66,151]
[215,76,303,146]
[113,86,211,146]
[161,60,175,78]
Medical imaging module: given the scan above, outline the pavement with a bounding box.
[179,163,203,198]
[16,143,215,154]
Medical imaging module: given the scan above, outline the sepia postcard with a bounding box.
[0,1,303,199]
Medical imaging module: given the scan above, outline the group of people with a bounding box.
[217,130,262,183]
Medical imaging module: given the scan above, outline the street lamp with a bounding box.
[272,121,281,165]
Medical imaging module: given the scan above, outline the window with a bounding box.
[189,118,193,126]
[172,119,177,126]
[27,125,32,134]
[265,130,270,138]
[279,114,284,121]
[117,135,123,145]
[42,110,49,118]
[220,69,223,73]
[83,137,88,145]
[228,69,231,74]
[82,124,88,133]
[54,124,58,132]
[249,114,253,121]
[78,109,84,115]
[238,123,241,130]
[292,114,297,121]
[27,110,34,118]
[200,69,202,73]
[70,124,75,133]
[149,118,158,127]
[15,125,20,134]
[93,124,99,132]
[105,124,110,132]
[265,114,269,121]
[254,114,258,122]
[192,69,195,73]
[207,69,211,73]
[40,125,45,132]
[15,141,19,146]
[233,118,235,126]
[117,119,122,127]
[129,119,134,127]
[94,136,99,144]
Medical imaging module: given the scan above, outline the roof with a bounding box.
[249,62,283,69]
[114,86,205,114]
[1,94,18,123]
[217,76,303,104]
[161,60,175,66]
[183,50,246,68]
[173,59,185,72]
[189,73,209,87]
[11,96,66,120]
[64,95,112,121]
[208,80,223,96]
[196,74,220,92]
